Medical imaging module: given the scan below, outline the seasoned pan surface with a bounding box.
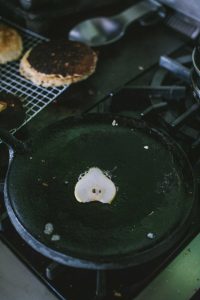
[5,114,195,266]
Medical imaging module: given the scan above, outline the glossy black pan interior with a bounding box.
[0,113,196,269]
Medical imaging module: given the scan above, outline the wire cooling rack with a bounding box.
[0,17,68,132]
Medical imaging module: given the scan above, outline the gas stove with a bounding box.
[1,2,200,300]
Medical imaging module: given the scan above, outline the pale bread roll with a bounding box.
[0,24,23,64]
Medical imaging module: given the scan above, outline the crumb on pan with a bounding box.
[147,232,155,239]
[44,223,54,235]
[51,234,60,241]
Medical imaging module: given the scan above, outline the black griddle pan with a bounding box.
[0,113,196,269]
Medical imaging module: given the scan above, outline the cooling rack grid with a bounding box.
[0,17,68,132]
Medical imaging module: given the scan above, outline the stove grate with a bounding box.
[0,17,68,132]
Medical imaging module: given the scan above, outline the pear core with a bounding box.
[74,167,117,204]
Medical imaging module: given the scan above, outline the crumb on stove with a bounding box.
[64,180,69,184]
[138,65,144,71]
[29,156,33,160]
[144,145,149,150]
[41,159,46,163]
[42,182,48,187]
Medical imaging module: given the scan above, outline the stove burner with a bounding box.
[148,55,193,124]
[107,50,200,154]
[141,53,200,151]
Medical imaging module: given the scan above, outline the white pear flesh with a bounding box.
[74,167,117,204]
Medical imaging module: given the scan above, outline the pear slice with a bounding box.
[74,167,117,204]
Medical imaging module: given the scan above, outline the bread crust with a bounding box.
[19,41,98,87]
[0,24,23,64]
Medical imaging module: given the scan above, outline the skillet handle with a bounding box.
[0,129,28,154]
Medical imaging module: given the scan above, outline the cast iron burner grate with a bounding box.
[95,49,200,155]
[0,17,68,133]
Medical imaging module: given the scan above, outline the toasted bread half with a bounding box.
[20,40,98,87]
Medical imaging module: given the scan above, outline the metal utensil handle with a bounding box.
[159,55,191,83]
[115,0,162,25]
[0,129,27,154]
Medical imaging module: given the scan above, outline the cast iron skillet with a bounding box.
[0,113,197,269]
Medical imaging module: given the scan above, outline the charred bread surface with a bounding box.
[20,40,98,87]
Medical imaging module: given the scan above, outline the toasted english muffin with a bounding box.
[19,40,98,87]
[0,24,23,64]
